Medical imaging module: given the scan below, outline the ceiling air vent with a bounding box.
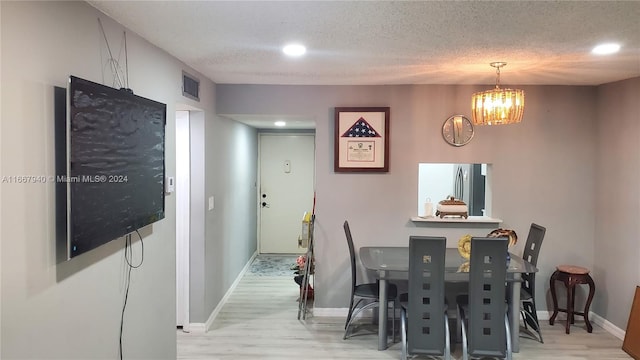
[182,71,200,101]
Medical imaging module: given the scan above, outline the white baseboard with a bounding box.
[536,310,550,321]
[535,310,625,340]
[189,251,258,332]
[311,307,391,318]
[590,312,626,340]
[187,323,206,333]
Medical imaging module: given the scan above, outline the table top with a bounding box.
[360,247,538,279]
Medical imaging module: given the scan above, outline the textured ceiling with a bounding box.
[89,1,640,86]
[88,1,640,128]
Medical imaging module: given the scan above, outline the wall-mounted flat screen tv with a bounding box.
[66,76,166,259]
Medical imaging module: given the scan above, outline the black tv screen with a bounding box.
[67,76,166,259]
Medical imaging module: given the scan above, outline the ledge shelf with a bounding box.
[411,216,503,224]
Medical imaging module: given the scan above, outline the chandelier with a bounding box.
[471,62,525,125]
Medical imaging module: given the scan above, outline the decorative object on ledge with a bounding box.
[334,107,390,172]
[435,196,468,218]
[422,197,434,218]
[471,62,525,126]
[442,114,474,146]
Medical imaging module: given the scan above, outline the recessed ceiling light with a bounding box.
[274,121,286,127]
[282,43,306,57]
[592,43,621,55]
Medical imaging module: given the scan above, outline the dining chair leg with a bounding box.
[444,314,451,360]
[400,307,407,360]
[344,297,356,329]
[391,300,396,343]
[343,299,375,340]
[505,311,513,360]
[522,306,544,343]
[461,320,468,360]
[456,306,462,344]
[521,310,528,330]
[459,304,468,360]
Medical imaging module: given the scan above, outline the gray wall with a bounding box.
[203,108,258,322]
[594,77,640,329]
[186,95,258,324]
[1,1,256,358]
[217,84,604,318]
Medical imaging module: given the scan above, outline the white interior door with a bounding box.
[259,134,315,254]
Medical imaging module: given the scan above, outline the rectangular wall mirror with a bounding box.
[418,163,491,217]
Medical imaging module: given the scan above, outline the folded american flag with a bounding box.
[342,117,380,138]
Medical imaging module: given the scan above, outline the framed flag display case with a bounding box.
[334,107,390,172]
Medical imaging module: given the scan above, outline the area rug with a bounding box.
[248,255,299,276]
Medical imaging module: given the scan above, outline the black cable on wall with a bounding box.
[119,230,144,360]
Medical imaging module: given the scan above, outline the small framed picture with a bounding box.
[334,107,390,172]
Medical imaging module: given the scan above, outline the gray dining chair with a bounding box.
[520,223,546,343]
[400,236,451,360]
[343,221,398,340]
[457,237,512,360]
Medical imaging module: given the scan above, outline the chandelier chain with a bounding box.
[490,61,506,89]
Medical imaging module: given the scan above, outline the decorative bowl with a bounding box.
[457,234,472,259]
[487,228,518,247]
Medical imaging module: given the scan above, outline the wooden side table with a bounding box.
[549,265,595,334]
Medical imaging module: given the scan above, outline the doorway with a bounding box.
[175,109,207,331]
[258,134,315,254]
[175,111,190,329]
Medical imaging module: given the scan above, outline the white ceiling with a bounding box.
[88,1,640,128]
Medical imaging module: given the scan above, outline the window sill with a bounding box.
[410,216,503,224]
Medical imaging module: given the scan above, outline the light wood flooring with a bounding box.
[177,273,631,359]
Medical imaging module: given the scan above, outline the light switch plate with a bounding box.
[165,176,175,193]
[208,196,214,210]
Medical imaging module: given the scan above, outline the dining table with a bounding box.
[359,246,538,352]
